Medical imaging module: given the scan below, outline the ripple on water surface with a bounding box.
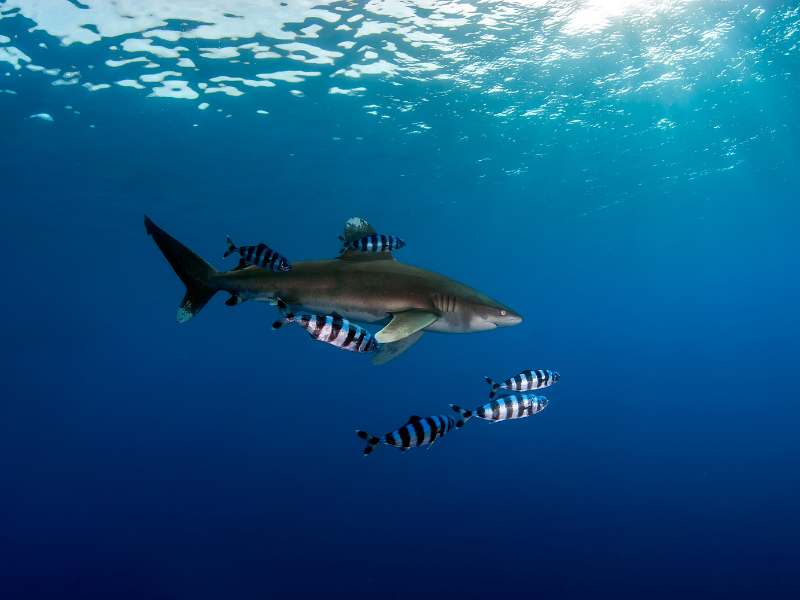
[1,1,798,186]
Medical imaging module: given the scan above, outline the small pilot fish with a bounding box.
[484,369,560,399]
[223,236,291,272]
[272,299,378,353]
[356,414,461,455]
[450,394,549,425]
[339,233,406,253]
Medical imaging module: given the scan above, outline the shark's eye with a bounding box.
[500,310,507,316]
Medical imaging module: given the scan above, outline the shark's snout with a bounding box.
[485,305,522,328]
[496,309,523,327]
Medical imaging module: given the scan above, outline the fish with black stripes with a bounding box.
[450,394,549,425]
[356,414,461,455]
[272,299,378,353]
[339,233,406,254]
[484,369,560,399]
[223,236,292,272]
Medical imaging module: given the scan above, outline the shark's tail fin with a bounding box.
[223,235,237,259]
[450,404,473,428]
[271,298,295,330]
[356,430,381,456]
[144,215,219,323]
[484,376,501,399]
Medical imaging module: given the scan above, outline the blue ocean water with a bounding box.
[2,1,799,598]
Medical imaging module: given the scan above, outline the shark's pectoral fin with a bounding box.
[375,310,438,344]
[372,331,424,366]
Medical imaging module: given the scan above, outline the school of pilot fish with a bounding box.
[144,215,560,457]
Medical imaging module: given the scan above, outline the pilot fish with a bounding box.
[484,369,560,399]
[450,394,549,425]
[356,414,461,455]
[272,299,378,353]
[224,236,292,272]
[339,233,406,254]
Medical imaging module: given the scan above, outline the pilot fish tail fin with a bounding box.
[484,376,501,399]
[144,215,219,323]
[271,298,295,330]
[356,430,381,456]
[450,404,473,428]
[223,235,237,258]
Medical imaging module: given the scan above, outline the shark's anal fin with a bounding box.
[372,331,424,366]
[375,310,438,344]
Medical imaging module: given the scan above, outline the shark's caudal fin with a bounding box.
[356,430,381,456]
[484,376,501,399]
[144,215,219,323]
[450,404,473,428]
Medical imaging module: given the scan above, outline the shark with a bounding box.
[144,215,522,364]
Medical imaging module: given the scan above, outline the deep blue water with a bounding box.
[2,1,800,598]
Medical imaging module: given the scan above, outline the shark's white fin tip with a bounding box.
[176,306,193,323]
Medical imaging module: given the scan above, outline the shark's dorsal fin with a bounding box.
[375,310,439,344]
[337,216,395,262]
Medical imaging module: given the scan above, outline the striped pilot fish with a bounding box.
[339,233,406,254]
[272,299,378,353]
[484,369,560,399]
[450,394,549,425]
[224,236,292,272]
[356,414,461,455]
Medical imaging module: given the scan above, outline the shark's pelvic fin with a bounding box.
[372,330,424,366]
[337,216,395,262]
[375,310,439,344]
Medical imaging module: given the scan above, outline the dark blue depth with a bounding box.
[1,4,800,599]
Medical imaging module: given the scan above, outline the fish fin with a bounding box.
[484,377,500,398]
[375,310,438,344]
[371,331,423,366]
[341,217,376,242]
[230,258,249,272]
[356,430,381,456]
[144,215,219,323]
[223,235,237,258]
[336,217,395,262]
[450,404,473,427]
[274,299,294,325]
[225,293,243,307]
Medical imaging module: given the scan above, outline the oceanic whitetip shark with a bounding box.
[144,215,522,364]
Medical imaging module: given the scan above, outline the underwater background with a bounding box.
[1,1,799,598]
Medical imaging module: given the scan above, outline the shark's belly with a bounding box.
[425,313,474,334]
[298,299,389,324]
